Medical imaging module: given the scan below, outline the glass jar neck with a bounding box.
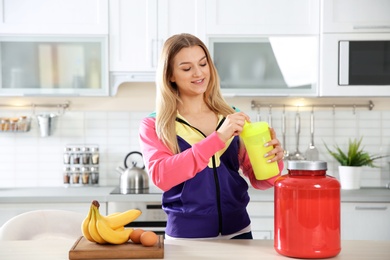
[288,169,327,176]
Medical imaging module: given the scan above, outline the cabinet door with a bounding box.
[322,0,390,33]
[109,0,158,72]
[158,0,206,44]
[109,0,205,72]
[341,202,390,240]
[0,36,109,96]
[246,202,274,239]
[206,0,320,35]
[210,36,319,97]
[109,0,206,95]
[0,0,108,35]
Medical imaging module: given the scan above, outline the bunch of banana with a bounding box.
[81,200,142,244]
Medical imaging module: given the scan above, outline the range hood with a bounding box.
[110,71,155,95]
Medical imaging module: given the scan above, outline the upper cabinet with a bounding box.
[0,0,109,96]
[109,0,205,95]
[0,36,109,96]
[319,0,390,97]
[0,0,108,35]
[109,0,158,74]
[206,0,320,97]
[206,0,320,35]
[322,0,390,33]
[210,36,319,97]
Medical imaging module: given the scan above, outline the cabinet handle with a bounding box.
[355,206,388,211]
[151,39,156,68]
[353,25,390,30]
[24,93,80,97]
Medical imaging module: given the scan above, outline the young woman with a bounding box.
[139,33,284,239]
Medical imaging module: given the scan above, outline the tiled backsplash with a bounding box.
[1,108,389,188]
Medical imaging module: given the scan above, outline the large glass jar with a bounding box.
[274,161,341,259]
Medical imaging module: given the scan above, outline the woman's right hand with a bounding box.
[216,112,251,142]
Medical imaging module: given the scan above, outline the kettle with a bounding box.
[116,151,149,194]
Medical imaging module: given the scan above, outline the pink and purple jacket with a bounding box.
[139,111,283,238]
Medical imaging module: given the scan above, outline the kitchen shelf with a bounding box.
[0,101,70,111]
[251,100,374,113]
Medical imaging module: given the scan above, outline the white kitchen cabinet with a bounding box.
[0,202,107,227]
[206,0,320,35]
[322,0,390,33]
[341,202,390,241]
[109,0,158,74]
[209,36,319,97]
[109,0,205,95]
[247,201,274,239]
[0,0,108,35]
[0,36,109,96]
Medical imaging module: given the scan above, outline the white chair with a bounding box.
[0,210,85,241]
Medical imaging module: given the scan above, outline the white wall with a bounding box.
[0,82,389,188]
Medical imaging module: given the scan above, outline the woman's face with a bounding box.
[170,46,210,97]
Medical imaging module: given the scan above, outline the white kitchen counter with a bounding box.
[0,186,389,203]
[0,238,389,260]
[0,186,164,204]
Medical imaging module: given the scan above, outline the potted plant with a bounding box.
[325,137,387,190]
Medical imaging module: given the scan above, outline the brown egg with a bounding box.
[140,231,158,247]
[129,228,145,244]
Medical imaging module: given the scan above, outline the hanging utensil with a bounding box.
[288,108,305,161]
[268,105,272,127]
[282,106,289,159]
[256,106,261,122]
[305,108,319,161]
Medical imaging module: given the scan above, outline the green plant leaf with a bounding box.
[324,137,388,167]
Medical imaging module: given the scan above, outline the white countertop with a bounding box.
[0,186,389,204]
[0,238,389,260]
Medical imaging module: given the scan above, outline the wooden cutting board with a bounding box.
[69,236,164,259]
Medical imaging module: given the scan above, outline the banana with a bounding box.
[82,200,141,244]
[104,209,142,229]
[115,226,125,231]
[107,212,121,217]
[88,204,107,244]
[95,206,133,244]
[81,204,95,242]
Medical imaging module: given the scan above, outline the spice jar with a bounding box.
[81,147,91,165]
[9,118,19,131]
[18,116,29,132]
[71,147,81,164]
[72,167,81,184]
[91,166,99,185]
[81,166,90,185]
[274,161,341,259]
[63,147,72,164]
[91,147,99,165]
[1,118,10,131]
[63,166,71,185]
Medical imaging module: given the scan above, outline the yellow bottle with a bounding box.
[240,121,279,180]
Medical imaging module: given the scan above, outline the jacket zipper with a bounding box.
[175,117,225,234]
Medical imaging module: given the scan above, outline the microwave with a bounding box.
[320,33,390,96]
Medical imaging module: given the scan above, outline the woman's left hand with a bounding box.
[264,128,284,163]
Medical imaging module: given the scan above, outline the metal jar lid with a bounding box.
[287,161,327,171]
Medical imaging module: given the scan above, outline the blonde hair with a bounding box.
[155,33,235,154]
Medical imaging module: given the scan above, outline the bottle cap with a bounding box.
[287,161,327,171]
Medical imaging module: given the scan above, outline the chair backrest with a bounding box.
[0,209,85,241]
